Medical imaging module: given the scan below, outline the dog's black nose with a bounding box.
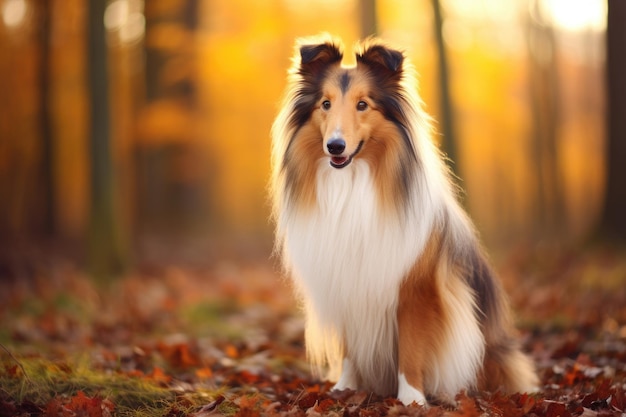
[327,138,346,155]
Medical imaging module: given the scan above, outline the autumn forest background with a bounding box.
[2,0,626,416]
[1,0,617,258]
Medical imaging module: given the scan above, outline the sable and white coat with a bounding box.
[270,35,537,405]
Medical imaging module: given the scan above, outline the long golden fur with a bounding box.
[270,34,537,405]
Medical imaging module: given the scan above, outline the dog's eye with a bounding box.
[321,100,331,110]
[356,101,368,111]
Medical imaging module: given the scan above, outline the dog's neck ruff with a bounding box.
[279,159,437,394]
[283,160,431,304]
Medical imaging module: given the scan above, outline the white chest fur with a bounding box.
[280,160,433,393]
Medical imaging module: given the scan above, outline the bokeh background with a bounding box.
[0,0,616,276]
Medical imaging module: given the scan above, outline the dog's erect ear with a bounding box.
[356,42,404,75]
[300,42,343,65]
[298,39,343,76]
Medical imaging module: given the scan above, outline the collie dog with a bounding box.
[270,35,537,406]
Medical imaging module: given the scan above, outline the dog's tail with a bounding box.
[480,339,539,393]
[466,245,539,393]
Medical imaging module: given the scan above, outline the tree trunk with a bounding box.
[599,0,626,241]
[137,1,202,234]
[526,0,564,239]
[360,0,378,38]
[431,0,459,181]
[39,0,55,237]
[87,0,127,280]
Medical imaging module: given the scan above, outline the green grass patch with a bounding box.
[179,300,244,339]
[0,353,212,416]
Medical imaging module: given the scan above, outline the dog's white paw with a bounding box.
[397,373,427,406]
[333,358,358,391]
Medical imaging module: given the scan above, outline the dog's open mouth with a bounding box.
[330,141,364,169]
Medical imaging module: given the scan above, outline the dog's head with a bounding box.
[291,35,413,170]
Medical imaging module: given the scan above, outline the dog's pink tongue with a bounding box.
[332,156,347,165]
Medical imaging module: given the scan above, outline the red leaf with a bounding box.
[157,342,200,369]
[234,395,262,417]
[56,391,114,417]
[4,364,20,378]
[45,398,63,416]
[452,392,482,417]
[225,344,239,359]
[543,400,571,417]
[238,370,261,385]
[315,398,336,413]
[297,391,319,409]
[195,367,213,379]
[147,366,172,385]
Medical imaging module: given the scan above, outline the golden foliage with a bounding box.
[0,0,606,245]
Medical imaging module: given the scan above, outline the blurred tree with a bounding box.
[87,0,127,279]
[137,0,206,234]
[599,0,626,241]
[0,2,53,240]
[432,0,459,181]
[39,0,55,236]
[360,0,377,38]
[526,0,564,238]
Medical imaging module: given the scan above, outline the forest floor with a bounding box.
[1,240,626,416]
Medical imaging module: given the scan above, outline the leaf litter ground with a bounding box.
[1,244,626,416]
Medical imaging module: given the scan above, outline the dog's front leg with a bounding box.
[396,275,443,406]
[333,357,358,391]
[396,299,427,406]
